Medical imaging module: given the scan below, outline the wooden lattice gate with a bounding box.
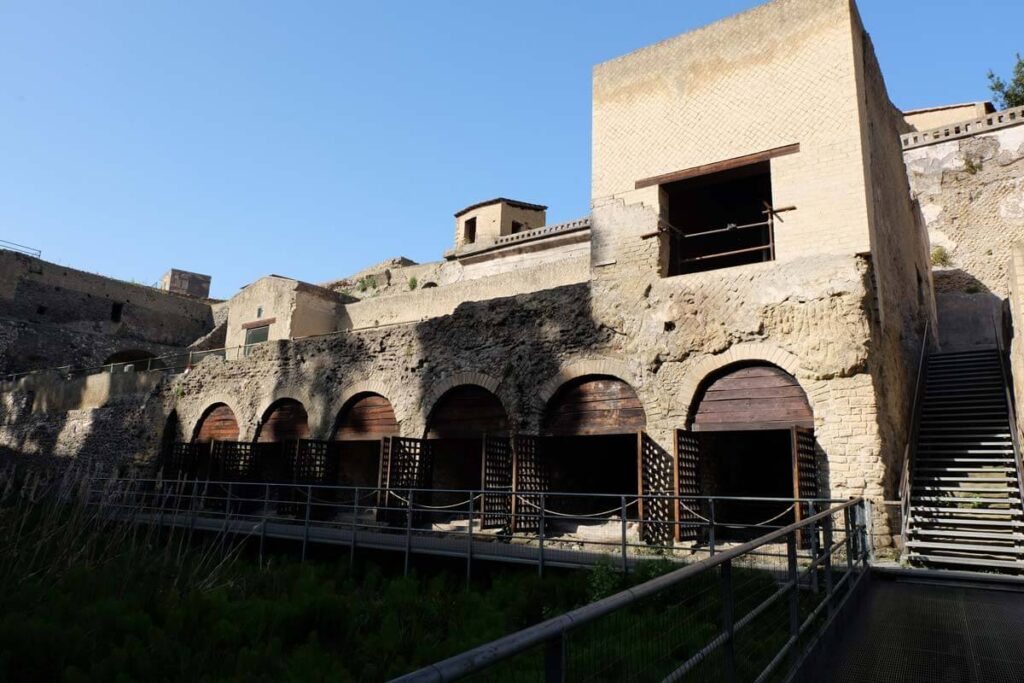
[638,433,676,544]
[481,435,513,529]
[675,430,702,543]
[167,442,201,479]
[378,437,432,525]
[792,426,819,547]
[511,435,548,533]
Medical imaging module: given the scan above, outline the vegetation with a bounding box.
[988,53,1024,110]
[931,245,953,267]
[408,276,418,291]
[0,466,722,682]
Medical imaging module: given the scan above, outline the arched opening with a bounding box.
[190,403,242,481]
[254,398,309,482]
[687,363,815,539]
[332,393,399,487]
[426,385,509,504]
[542,375,646,515]
[192,403,240,443]
[102,350,163,371]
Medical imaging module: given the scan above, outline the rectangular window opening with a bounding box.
[244,325,270,347]
[110,302,124,323]
[663,160,774,276]
[511,221,525,234]
[464,217,477,244]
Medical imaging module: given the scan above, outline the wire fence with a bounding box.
[0,344,264,384]
[82,473,864,585]
[395,498,868,682]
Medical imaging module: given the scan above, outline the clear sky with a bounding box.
[1,1,1021,299]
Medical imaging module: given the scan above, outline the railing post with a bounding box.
[544,632,566,683]
[844,506,854,573]
[721,559,737,683]
[260,483,269,565]
[862,499,875,564]
[350,486,359,570]
[787,529,800,670]
[302,485,312,562]
[808,500,819,594]
[823,513,835,619]
[404,489,414,577]
[467,491,475,586]
[538,494,546,577]
[620,495,628,573]
[709,499,717,557]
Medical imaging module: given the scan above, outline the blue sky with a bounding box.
[1,1,1021,299]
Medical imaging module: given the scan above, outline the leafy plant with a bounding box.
[408,276,418,291]
[988,53,1024,109]
[963,153,983,175]
[931,246,952,267]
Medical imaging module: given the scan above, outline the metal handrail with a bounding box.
[0,342,268,384]
[393,498,867,682]
[899,319,931,542]
[0,239,41,258]
[992,312,1024,519]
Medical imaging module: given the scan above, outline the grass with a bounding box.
[0,466,725,681]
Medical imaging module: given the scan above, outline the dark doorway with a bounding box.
[545,434,638,516]
[663,160,774,276]
[426,385,508,508]
[541,375,646,517]
[699,430,794,540]
[332,393,398,488]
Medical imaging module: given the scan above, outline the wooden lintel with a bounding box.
[634,143,801,190]
[242,317,276,330]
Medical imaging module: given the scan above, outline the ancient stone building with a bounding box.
[1,0,948,547]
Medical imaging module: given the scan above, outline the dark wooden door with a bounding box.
[511,434,548,533]
[676,430,702,543]
[638,432,675,543]
[481,435,513,529]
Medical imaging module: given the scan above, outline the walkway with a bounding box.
[809,572,1024,683]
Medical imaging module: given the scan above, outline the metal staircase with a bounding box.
[905,348,1024,571]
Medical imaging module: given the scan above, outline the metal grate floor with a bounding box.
[813,576,1024,683]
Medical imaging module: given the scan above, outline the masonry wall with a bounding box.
[592,0,872,258]
[0,250,213,373]
[903,122,1024,296]
[851,18,936,510]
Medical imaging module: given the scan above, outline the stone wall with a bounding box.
[903,120,1024,296]
[851,17,936,515]
[337,255,591,331]
[0,250,214,373]
[592,0,872,258]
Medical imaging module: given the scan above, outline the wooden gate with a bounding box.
[675,430,702,543]
[792,426,818,500]
[167,442,201,479]
[481,435,513,529]
[511,434,548,533]
[638,433,675,543]
[212,441,253,481]
[294,440,331,484]
[378,437,432,525]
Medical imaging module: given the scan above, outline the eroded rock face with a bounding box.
[905,124,1024,296]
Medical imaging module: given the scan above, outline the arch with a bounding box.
[689,362,812,431]
[677,343,807,419]
[537,358,639,407]
[542,374,646,436]
[256,398,310,442]
[192,403,240,443]
[333,392,399,440]
[102,349,163,369]
[423,371,503,413]
[426,384,509,438]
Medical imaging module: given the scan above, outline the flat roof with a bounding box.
[454,197,547,218]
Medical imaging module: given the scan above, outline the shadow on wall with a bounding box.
[935,289,1004,352]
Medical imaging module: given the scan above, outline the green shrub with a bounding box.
[408,277,418,290]
[931,245,952,267]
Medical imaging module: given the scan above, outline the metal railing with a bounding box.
[0,343,267,384]
[899,319,931,542]
[0,240,42,258]
[992,313,1024,518]
[394,498,869,682]
[86,474,856,578]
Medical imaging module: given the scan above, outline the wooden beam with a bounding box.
[242,317,276,330]
[634,143,800,189]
